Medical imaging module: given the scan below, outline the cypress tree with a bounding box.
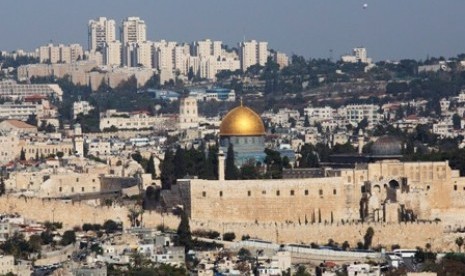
[0,177,5,196]
[20,148,26,161]
[173,146,186,179]
[160,149,175,190]
[225,144,239,180]
[176,211,192,252]
[145,155,156,179]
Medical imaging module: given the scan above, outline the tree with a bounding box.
[176,211,192,252]
[60,230,76,246]
[20,148,26,161]
[456,237,464,252]
[103,219,120,233]
[363,227,375,249]
[223,232,236,241]
[160,149,175,190]
[342,241,350,251]
[145,155,156,179]
[173,146,187,179]
[225,144,239,180]
[453,114,462,130]
[0,177,5,196]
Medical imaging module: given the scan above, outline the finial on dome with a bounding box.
[240,96,243,106]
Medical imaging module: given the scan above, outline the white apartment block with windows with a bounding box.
[193,39,222,58]
[99,109,166,131]
[121,17,148,67]
[88,17,116,51]
[134,41,153,68]
[239,40,268,71]
[341,47,372,64]
[73,100,94,119]
[38,44,83,64]
[0,80,63,100]
[273,51,289,69]
[304,106,335,123]
[103,40,122,66]
[337,104,381,125]
[121,17,147,44]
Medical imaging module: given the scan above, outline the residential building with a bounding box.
[121,17,147,45]
[0,80,63,100]
[88,17,117,51]
[38,44,84,64]
[73,100,95,119]
[239,40,268,71]
[103,41,122,66]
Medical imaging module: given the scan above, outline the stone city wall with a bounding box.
[0,196,180,230]
[190,220,452,251]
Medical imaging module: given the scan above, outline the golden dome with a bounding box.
[219,105,265,136]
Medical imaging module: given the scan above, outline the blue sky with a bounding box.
[0,0,464,61]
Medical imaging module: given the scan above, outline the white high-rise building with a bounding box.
[88,17,116,51]
[193,39,222,58]
[121,17,147,67]
[121,17,147,45]
[103,41,122,66]
[134,41,153,68]
[38,44,83,64]
[239,40,268,71]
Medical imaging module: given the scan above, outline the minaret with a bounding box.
[218,149,225,181]
[358,129,364,155]
[73,123,84,157]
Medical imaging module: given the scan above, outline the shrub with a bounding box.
[223,232,236,241]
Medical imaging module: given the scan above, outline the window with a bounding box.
[305,190,309,195]
[248,191,251,196]
[59,187,62,192]
[202,191,206,197]
[262,190,266,195]
[76,178,79,182]
[71,187,74,192]
[219,191,223,197]
[454,185,458,191]
[290,190,295,196]
[333,189,337,195]
[276,190,280,196]
[319,189,323,196]
[81,187,85,192]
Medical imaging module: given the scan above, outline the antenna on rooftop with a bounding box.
[329,49,333,62]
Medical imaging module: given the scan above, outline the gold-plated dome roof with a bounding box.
[219,105,265,136]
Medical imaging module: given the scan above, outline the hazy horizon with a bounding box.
[1,0,464,61]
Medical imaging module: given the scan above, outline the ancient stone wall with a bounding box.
[190,220,451,251]
[186,177,355,223]
[0,196,180,230]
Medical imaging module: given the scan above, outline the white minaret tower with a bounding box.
[358,128,364,155]
[218,149,225,181]
[73,123,84,157]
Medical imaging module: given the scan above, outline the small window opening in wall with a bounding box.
[202,191,206,197]
[427,186,430,191]
[276,190,280,196]
[290,190,295,196]
[81,187,84,192]
[248,191,251,196]
[319,189,323,196]
[333,189,337,195]
[262,190,266,195]
[454,185,457,191]
[304,190,309,195]
[219,191,223,197]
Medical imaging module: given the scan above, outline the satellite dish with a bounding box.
[363,3,368,9]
